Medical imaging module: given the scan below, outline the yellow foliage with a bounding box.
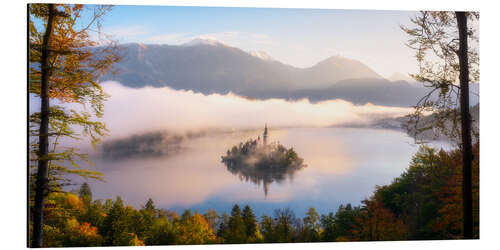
[175,212,217,245]
[129,233,145,246]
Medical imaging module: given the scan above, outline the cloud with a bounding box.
[102,25,149,41]
[142,33,190,44]
[98,81,411,139]
[200,31,274,45]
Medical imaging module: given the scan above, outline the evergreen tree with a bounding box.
[144,217,176,245]
[259,214,276,242]
[332,204,362,241]
[226,204,247,243]
[216,212,230,240]
[83,199,106,230]
[100,197,136,246]
[320,212,336,241]
[144,198,156,211]
[79,182,92,206]
[242,205,259,241]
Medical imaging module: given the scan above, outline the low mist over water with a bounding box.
[98,82,411,139]
[80,127,449,217]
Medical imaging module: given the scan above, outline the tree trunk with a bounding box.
[455,11,473,239]
[32,4,55,248]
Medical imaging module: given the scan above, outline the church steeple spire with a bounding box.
[263,123,268,145]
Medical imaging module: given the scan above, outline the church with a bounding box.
[258,124,269,146]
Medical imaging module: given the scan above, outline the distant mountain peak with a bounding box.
[388,72,414,82]
[248,50,275,61]
[181,37,229,47]
[318,56,371,68]
[309,55,383,81]
[323,55,355,63]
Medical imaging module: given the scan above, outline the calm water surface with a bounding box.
[84,127,450,217]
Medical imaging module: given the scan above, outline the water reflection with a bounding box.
[101,131,184,160]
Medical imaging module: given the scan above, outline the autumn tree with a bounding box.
[203,209,219,235]
[331,204,363,241]
[174,210,217,244]
[353,145,480,240]
[143,217,176,245]
[302,207,320,242]
[61,221,103,247]
[433,143,479,238]
[401,11,479,239]
[28,4,120,247]
[351,199,407,241]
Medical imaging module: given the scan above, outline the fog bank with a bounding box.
[100,81,411,138]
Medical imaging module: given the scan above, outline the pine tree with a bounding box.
[100,197,136,246]
[259,214,276,242]
[79,182,92,206]
[320,212,336,241]
[226,204,247,243]
[216,212,230,240]
[144,198,156,211]
[242,205,258,241]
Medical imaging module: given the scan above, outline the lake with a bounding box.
[83,127,451,217]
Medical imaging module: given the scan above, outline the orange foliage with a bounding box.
[64,221,102,246]
[175,213,217,244]
[351,199,407,241]
[433,143,479,238]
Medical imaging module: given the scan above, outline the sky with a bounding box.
[95,5,421,78]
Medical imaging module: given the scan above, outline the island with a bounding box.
[221,125,307,196]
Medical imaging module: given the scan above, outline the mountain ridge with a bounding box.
[101,41,479,107]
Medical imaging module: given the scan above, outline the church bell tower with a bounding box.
[263,124,268,145]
